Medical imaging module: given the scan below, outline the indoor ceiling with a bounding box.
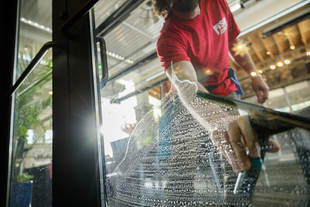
[92,0,310,100]
[17,0,310,101]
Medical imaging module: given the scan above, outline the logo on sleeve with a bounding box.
[213,17,227,35]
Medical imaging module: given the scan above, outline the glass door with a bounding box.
[94,0,310,206]
[3,0,310,206]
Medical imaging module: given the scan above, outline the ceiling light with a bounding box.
[270,65,276,70]
[266,51,271,55]
[48,91,53,95]
[20,17,52,33]
[106,50,129,62]
[307,52,310,56]
[284,60,291,64]
[258,70,263,73]
[290,45,295,50]
[277,62,283,67]
[125,59,134,64]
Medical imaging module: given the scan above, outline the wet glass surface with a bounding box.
[94,0,310,206]
[100,72,310,206]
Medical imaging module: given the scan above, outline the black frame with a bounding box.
[53,0,102,206]
[0,0,19,206]
[95,0,145,37]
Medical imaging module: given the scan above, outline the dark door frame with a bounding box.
[53,0,102,206]
[0,0,19,206]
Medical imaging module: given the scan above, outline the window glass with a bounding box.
[286,81,310,112]
[10,0,52,206]
[95,0,310,206]
[94,0,129,27]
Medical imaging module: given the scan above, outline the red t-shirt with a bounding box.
[157,0,241,97]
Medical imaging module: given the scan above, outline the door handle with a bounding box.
[1,41,65,103]
[96,37,109,89]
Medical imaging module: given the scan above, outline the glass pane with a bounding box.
[10,0,52,206]
[285,81,310,112]
[95,0,310,206]
[94,0,128,27]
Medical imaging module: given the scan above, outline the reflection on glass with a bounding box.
[94,0,128,27]
[10,0,52,206]
[243,81,310,113]
[95,0,310,206]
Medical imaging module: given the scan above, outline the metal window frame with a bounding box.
[0,0,20,206]
[52,0,102,206]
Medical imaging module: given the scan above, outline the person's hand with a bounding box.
[121,123,136,135]
[211,116,280,173]
[251,77,269,104]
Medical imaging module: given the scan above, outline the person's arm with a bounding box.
[166,61,258,172]
[229,37,269,104]
[166,61,209,93]
[165,60,279,172]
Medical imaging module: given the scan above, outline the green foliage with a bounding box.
[12,47,53,182]
[16,173,34,183]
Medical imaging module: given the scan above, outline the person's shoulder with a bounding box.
[216,0,230,10]
[163,15,180,29]
[159,17,182,37]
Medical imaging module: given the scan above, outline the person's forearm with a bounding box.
[229,38,258,76]
[169,61,209,93]
[165,61,259,172]
[229,38,269,104]
[166,63,230,132]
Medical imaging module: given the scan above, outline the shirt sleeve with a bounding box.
[156,29,191,71]
[221,0,241,42]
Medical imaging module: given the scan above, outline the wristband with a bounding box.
[251,74,262,80]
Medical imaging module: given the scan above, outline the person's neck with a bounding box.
[172,5,200,19]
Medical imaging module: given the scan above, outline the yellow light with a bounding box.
[284,60,290,64]
[270,65,276,70]
[250,72,257,77]
[277,62,283,67]
[266,51,271,55]
[48,91,53,95]
[258,70,263,74]
[290,45,295,50]
[307,52,310,56]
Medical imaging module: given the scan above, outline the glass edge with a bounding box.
[89,7,106,207]
[6,0,21,206]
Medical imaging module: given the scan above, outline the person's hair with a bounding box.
[152,0,202,17]
[152,0,173,18]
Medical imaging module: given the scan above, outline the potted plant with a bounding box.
[10,46,53,207]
